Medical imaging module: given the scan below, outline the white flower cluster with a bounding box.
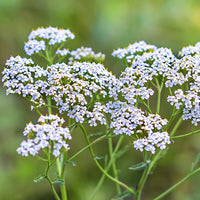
[108,102,170,153]
[24,27,75,56]
[10,37,200,156]
[68,47,105,65]
[179,42,200,57]
[24,40,46,56]
[118,46,180,103]
[56,48,70,56]
[46,62,120,126]
[167,54,200,125]
[2,56,48,108]
[133,132,170,154]
[112,41,157,61]
[17,114,72,157]
[2,55,120,125]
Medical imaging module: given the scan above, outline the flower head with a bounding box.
[117,46,177,104]
[108,102,170,154]
[46,62,120,125]
[167,54,200,125]
[112,41,157,61]
[24,40,46,56]
[2,56,48,108]
[68,47,105,65]
[17,114,71,157]
[133,132,170,154]
[24,27,75,56]
[179,42,200,57]
[56,48,70,56]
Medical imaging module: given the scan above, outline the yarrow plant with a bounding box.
[2,26,200,200]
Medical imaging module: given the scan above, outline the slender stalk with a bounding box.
[34,107,42,116]
[163,106,177,131]
[106,111,121,195]
[108,136,121,194]
[57,119,74,200]
[155,78,163,114]
[168,87,173,96]
[47,96,52,114]
[89,135,124,200]
[79,124,135,194]
[154,167,200,200]
[140,99,152,113]
[172,129,200,139]
[56,153,68,200]
[68,133,110,162]
[45,153,61,200]
[170,117,182,137]
[45,48,53,65]
[136,150,163,200]
[46,175,61,200]
[150,80,157,89]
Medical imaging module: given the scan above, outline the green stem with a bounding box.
[140,99,152,113]
[79,124,135,195]
[56,153,68,200]
[155,78,163,114]
[172,129,200,139]
[108,136,121,194]
[89,135,124,200]
[163,106,177,131]
[47,96,52,114]
[45,154,61,200]
[45,48,53,65]
[136,150,163,200]
[170,117,182,137]
[46,175,61,200]
[154,167,200,200]
[168,87,173,96]
[106,112,122,196]
[68,133,109,162]
[150,80,157,89]
[57,118,74,200]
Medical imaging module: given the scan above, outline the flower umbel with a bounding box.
[2,56,48,108]
[17,114,72,157]
[46,62,120,125]
[24,27,75,56]
[108,102,170,154]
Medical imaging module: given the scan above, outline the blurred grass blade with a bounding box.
[191,153,200,172]
[129,162,148,171]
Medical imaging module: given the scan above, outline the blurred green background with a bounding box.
[1,0,200,199]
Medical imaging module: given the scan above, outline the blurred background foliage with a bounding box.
[1,0,200,199]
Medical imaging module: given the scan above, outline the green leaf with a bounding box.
[33,174,46,183]
[129,162,148,171]
[95,155,104,160]
[89,132,103,137]
[113,190,132,199]
[65,160,76,167]
[53,179,65,185]
[191,153,200,172]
